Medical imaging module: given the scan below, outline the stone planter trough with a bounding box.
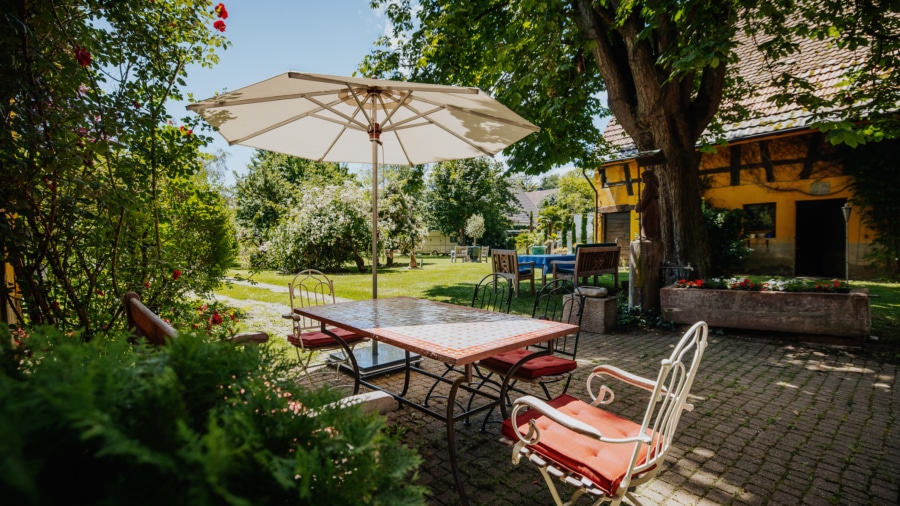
[660,286,870,338]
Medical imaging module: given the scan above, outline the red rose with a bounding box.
[74,45,91,67]
[215,3,228,19]
[211,311,223,325]
[172,269,182,280]
[144,281,151,288]
[213,20,226,32]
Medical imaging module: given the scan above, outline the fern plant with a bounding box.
[0,327,424,505]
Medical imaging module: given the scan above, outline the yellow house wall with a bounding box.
[597,132,876,277]
[594,164,640,243]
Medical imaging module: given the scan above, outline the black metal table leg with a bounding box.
[447,374,470,506]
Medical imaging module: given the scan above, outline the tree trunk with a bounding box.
[352,251,367,273]
[575,0,724,277]
[409,250,418,269]
[641,131,711,277]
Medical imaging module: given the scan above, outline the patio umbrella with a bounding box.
[187,72,539,374]
[187,72,539,297]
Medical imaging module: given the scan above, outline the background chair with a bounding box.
[452,245,469,263]
[470,279,584,430]
[479,246,489,263]
[552,243,621,288]
[502,321,709,506]
[283,269,367,390]
[470,272,514,313]
[491,249,535,295]
[424,273,513,407]
[476,279,584,397]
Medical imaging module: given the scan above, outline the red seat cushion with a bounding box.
[501,394,655,496]
[479,348,576,380]
[288,328,366,349]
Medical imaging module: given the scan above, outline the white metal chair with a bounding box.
[502,321,709,506]
[282,269,367,389]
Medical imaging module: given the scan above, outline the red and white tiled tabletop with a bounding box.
[297,297,579,366]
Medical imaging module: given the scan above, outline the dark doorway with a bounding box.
[602,211,631,246]
[795,199,846,277]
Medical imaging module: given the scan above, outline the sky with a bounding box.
[172,0,389,184]
[174,0,604,186]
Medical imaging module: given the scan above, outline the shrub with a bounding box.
[0,327,425,505]
[702,200,751,276]
[267,182,372,273]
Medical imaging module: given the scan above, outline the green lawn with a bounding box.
[216,258,900,363]
[221,255,624,316]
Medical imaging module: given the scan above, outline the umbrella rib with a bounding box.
[305,95,370,131]
[432,121,496,157]
[384,128,415,166]
[288,72,479,95]
[228,108,326,146]
[413,95,540,132]
[319,125,348,162]
[379,91,413,126]
[186,89,343,111]
[309,113,367,131]
[401,100,496,157]
[346,87,374,128]
[380,105,445,131]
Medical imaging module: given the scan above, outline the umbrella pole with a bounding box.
[372,130,378,301]
[371,105,380,357]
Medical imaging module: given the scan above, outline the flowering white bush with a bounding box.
[267,181,372,272]
[380,181,427,260]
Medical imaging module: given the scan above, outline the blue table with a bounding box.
[518,254,576,284]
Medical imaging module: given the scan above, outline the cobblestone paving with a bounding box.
[350,329,900,505]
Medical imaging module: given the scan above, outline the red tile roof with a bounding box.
[602,30,865,156]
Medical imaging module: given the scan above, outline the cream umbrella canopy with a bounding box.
[187,72,539,298]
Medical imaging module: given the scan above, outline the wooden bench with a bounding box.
[122,293,397,414]
[551,244,621,288]
[123,292,268,345]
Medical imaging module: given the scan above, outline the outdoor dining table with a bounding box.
[518,253,576,284]
[295,296,579,506]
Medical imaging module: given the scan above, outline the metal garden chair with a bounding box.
[423,273,513,407]
[282,269,367,389]
[469,279,584,430]
[502,321,709,506]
